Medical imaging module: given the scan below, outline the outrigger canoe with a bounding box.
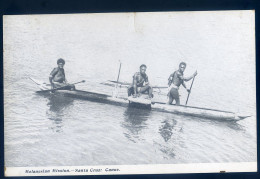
[29,77,250,121]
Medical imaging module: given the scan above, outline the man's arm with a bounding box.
[133,74,138,96]
[179,71,197,82]
[49,68,58,89]
[49,75,54,89]
[63,69,67,84]
[144,75,149,86]
[182,81,190,93]
[168,73,174,86]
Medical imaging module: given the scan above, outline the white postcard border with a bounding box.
[5,162,257,176]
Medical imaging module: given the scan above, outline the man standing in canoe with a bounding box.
[167,62,197,105]
[49,58,75,90]
[128,64,153,99]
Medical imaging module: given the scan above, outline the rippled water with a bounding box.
[4,12,256,167]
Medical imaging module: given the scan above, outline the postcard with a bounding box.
[3,10,257,176]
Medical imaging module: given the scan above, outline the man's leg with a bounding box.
[171,88,180,105]
[139,85,152,93]
[167,88,180,105]
[53,82,65,89]
[175,95,180,105]
[128,87,134,96]
[148,86,153,98]
[139,85,153,98]
[53,82,75,90]
[167,88,174,104]
[167,93,174,104]
[68,84,76,90]
[139,85,149,93]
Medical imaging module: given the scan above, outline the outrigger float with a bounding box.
[29,77,249,121]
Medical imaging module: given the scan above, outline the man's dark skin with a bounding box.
[167,62,197,105]
[49,58,75,90]
[128,64,153,99]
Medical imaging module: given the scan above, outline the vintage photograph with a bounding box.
[4,10,256,176]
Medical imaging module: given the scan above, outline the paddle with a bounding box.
[50,80,85,91]
[70,80,86,85]
[185,75,196,106]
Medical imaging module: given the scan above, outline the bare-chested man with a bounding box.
[128,64,153,99]
[167,62,197,105]
[49,58,75,90]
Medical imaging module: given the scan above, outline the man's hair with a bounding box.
[140,64,147,69]
[179,62,186,68]
[57,58,65,64]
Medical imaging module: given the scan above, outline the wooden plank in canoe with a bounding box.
[128,96,151,105]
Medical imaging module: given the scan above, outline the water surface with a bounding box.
[4,12,256,167]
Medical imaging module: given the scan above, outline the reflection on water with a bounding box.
[159,119,177,142]
[156,117,183,159]
[225,121,244,131]
[204,118,245,132]
[122,107,151,142]
[47,94,74,112]
[44,94,74,133]
[122,107,178,144]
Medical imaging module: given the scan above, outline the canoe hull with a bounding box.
[152,103,240,121]
[36,89,246,121]
[37,90,130,107]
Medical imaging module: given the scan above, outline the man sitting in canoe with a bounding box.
[49,58,75,90]
[167,62,197,105]
[128,64,153,99]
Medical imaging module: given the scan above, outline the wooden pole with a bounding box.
[115,62,122,88]
[113,62,121,97]
[185,76,196,106]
